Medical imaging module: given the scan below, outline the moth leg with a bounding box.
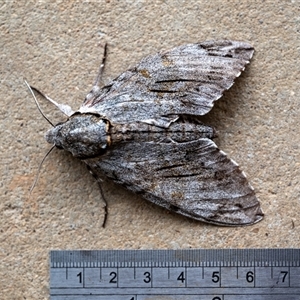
[83,44,108,106]
[86,165,108,228]
[97,181,108,228]
[94,43,108,87]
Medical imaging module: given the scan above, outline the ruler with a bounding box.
[50,249,300,300]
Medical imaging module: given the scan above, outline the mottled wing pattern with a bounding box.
[85,138,263,226]
[82,40,254,126]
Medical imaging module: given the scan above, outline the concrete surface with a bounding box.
[1,0,300,298]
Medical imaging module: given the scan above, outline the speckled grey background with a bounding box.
[1,0,300,298]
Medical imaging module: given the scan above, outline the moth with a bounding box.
[27,40,264,227]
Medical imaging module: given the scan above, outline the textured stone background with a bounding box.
[1,0,300,298]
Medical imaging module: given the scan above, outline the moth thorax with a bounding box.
[45,114,109,159]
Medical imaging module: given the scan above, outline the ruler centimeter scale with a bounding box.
[50,249,300,300]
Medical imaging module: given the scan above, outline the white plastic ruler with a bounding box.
[50,249,300,299]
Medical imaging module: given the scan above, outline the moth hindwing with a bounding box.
[33,40,264,226]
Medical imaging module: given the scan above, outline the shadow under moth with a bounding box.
[27,40,264,227]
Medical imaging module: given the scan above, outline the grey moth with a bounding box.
[28,40,264,227]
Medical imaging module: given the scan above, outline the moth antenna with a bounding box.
[93,43,107,87]
[29,145,56,194]
[24,80,55,127]
[24,80,74,117]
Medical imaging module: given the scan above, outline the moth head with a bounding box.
[45,113,109,159]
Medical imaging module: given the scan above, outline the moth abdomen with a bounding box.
[109,119,216,144]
